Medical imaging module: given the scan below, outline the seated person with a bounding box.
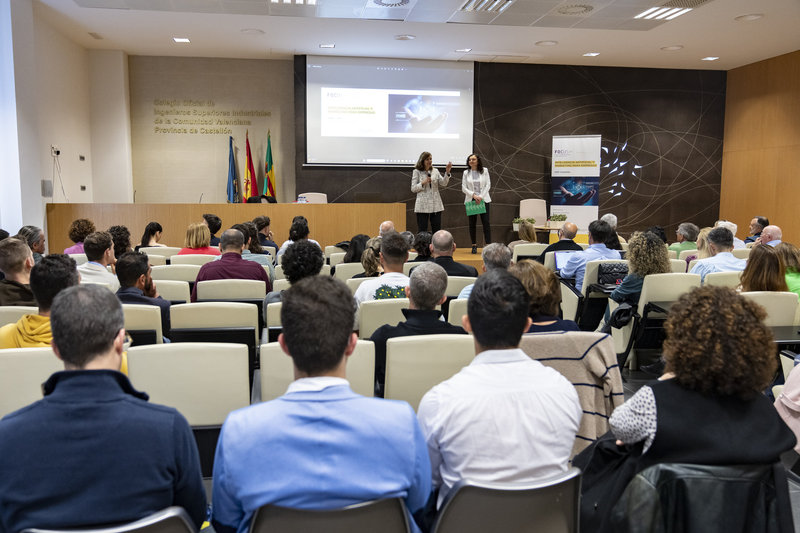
[668,222,699,253]
[508,219,537,251]
[745,215,769,244]
[203,213,223,246]
[63,218,95,254]
[560,220,621,291]
[758,224,782,247]
[418,270,581,508]
[775,243,800,297]
[354,232,410,306]
[715,220,745,249]
[739,244,787,292]
[211,276,431,533]
[426,230,478,277]
[352,237,383,278]
[252,215,278,251]
[16,225,45,264]
[220,223,275,282]
[509,260,579,333]
[264,240,323,307]
[370,262,466,395]
[689,227,746,282]
[108,225,132,259]
[410,231,432,262]
[0,284,206,532]
[77,231,120,292]
[536,222,582,262]
[276,216,321,259]
[137,222,166,249]
[683,226,712,265]
[0,237,36,306]
[115,251,171,338]
[192,229,272,302]
[457,243,512,299]
[0,254,79,348]
[178,223,221,255]
[343,234,369,264]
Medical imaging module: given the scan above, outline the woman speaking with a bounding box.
[411,151,452,233]
[462,153,491,254]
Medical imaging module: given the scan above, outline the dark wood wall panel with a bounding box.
[295,57,726,245]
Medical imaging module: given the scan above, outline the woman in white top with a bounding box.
[461,153,492,254]
[411,151,452,233]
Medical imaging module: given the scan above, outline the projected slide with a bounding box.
[552,177,600,206]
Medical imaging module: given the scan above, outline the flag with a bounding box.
[265,130,276,198]
[226,136,240,203]
[243,130,259,200]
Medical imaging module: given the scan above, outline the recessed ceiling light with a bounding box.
[701,56,719,61]
[319,43,335,49]
[455,48,472,53]
[735,13,763,22]
[535,40,558,46]
[394,34,416,40]
[660,45,683,51]
[583,52,600,57]
[634,6,691,20]
[241,28,265,35]
[173,37,190,43]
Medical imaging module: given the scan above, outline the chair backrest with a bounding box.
[22,506,196,533]
[259,340,376,401]
[298,192,328,203]
[334,262,366,281]
[196,279,268,300]
[384,334,475,411]
[512,243,548,263]
[448,298,468,327]
[578,243,589,250]
[249,498,410,533]
[358,298,411,339]
[740,291,800,327]
[150,265,201,283]
[273,265,285,280]
[559,281,582,322]
[678,249,698,261]
[0,347,61,417]
[170,302,259,343]
[543,251,557,270]
[325,245,346,259]
[126,343,250,426]
[703,270,742,288]
[0,305,37,327]
[666,249,678,260]
[170,254,217,266]
[669,259,687,273]
[402,262,416,276]
[122,304,163,344]
[319,264,332,277]
[154,280,191,304]
[146,254,167,266]
[139,246,182,257]
[67,253,88,265]
[329,252,346,267]
[407,251,418,261]
[272,279,291,293]
[346,277,372,294]
[687,259,698,272]
[637,273,702,315]
[432,467,582,533]
[446,276,475,298]
[780,352,795,380]
[732,248,751,259]
[263,246,277,263]
[266,302,282,329]
[80,281,112,291]
[519,198,547,224]
[582,260,628,297]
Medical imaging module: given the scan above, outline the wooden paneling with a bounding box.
[46,203,406,255]
[721,50,800,244]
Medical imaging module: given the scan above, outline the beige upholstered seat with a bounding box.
[153,280,191,303]
[447,298,468,327]
[732,248,751,259]
[678,249,698,261]
[384,334,475,411]
[0,347,61,417]
[273,265,285,280]
[703,270,742,288]
[298,192,327,203]
[126,342,250,426]
[170,254,217,266]
[446,276,475,298]
[519,199,546,226]
[150,264,201,283]
[334,262,366,281]
[346,277,372,294]
[325,245,346,260]
[171,302,259,344]
[358,298,411,339]
[271,279,290,292]
[259,340,376,401]
[139,246,182,257]
[666,249,678,260]
[122,304,163,344]
[740,291,799,327]
[67,253,88,265]
[403,262,416,276]
[329,252,346,267]
[265,302,282,329]
[687,259,698,271]
[581,260,628,298]
[146,254,167,266]
[196,279,267,300]
[512,243,548,263]
[543,252,557,271]
[0,306,37,327]
[669,259,687,273]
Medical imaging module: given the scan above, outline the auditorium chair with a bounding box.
[250,498,410,533]
[334,262,366,281]
[329,252,346,267]
[447,298,468,327]
[66,253,88,266]
[139,246,182,258]
[0,305,37,327]
[703,270,742,288]
[732,248,751,259]
[666,249,678,260]
[153,280,191,304]
[170,254,217,266]
[22,506,196,533]
[740,291,799,327]
[670,259,687,273]
[358,298,411,339]
[518,199,546,227]
[195,279,267,330]
[678,249,698,261]
[146,254,167,266]
[297,192,328,203]
[122,304,163,346]
[346,277,371,294]
[150,265,201,288]
[511,242,548,263]
[0,347,61,418]
[265,302,282,342]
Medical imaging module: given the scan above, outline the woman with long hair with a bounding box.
[353,237,383,278]
[775,242,800,297]
[461,153,492,254]
[509,259,578,332]
[411,151,452,234]
[138,222,165,249]
[276,216,320,259]
[610,231,671,307]
[739,244,788,292]
[343,234,369,264]
[178,223,220,255]
[508,220,537,251]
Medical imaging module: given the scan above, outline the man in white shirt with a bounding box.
[354,231,410,306]
[417,269,582,508]
[77,232,120,292]
[690,227,746,281]
[715,220,746,249]
[559,220,621,291]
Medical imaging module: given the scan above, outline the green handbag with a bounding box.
[465,200,487,216]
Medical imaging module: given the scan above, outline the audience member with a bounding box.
[353,237,383,278]
[745,216,769,244]
[116,251,171,337]
[510,259,579,333]
[418,270,581,508]
[0,284,206,532]
[0,254,79,348]
[739,244,788,292]
[684,226,713,266]
[456,243,512,299]
[560,220,621,291]
[77,231,120,292]
[16,225,46,264]
[600,213,626,244]
[277,216,320,258]
[222,223,275,280]
[411,231,432,262]
[775,243,800,297]
[610,231,670,307]
[354,232,410,307]
[370,262,466,394]
[715,220,745,249]
[668,222,699,253]
[342,234,369,264]
[508,219,538,251]
[252,215,278,251]
[426,230,479,277]
[178,223,221,256]
[758,224,782,247]
[108,225,132,259]
[400,230,415,247]
[379,220,395,237]
[192,229,271,302]
[211,276,430,533]
[264,240,323,306]
[63,218,95,254]
[644,225,668,244]
[536,221,582,262]
[0,238,36,306]
[137,221,165,249]
[203,213,223,246]
[689,227,746,281]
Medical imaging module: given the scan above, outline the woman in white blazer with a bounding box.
[462,153,492,254]
[411,151,452,233]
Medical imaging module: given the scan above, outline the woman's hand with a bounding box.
[445,161,453,174]
[473,195,482,204]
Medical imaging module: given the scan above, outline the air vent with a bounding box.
[662,0,713,7]
[371,0,410,6]
[460,0,515,13]
[556,4,594,16]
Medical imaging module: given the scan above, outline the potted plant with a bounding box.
[512,217,536,232]
[548,213,567,228]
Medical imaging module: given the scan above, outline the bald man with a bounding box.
[758,225,782,247]
[536,221,583,263]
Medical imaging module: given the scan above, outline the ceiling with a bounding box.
[35,0,800,70]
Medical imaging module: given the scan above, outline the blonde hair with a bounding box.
[362,237,383,276]
[695,227,713,259]
[184,223,211,249]
[518,220,536,242]
[508,259,561,317]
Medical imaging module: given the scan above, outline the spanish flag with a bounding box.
[265,130,276,198]
[243,130,259,200]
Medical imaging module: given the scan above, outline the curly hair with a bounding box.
[108,225,131,259]
[627,231,670,277]
[663,286,776,399]
[282,240,324,284]
[775,242,800,273]
[413,232,432,259]
[362,237,382,276]
[67,219,95,244]
[740,244,788,292]
[508,259,561,317]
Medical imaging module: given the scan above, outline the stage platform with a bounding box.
[452,248,484,273]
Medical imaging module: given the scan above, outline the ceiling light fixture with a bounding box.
[654,7,682,19]
[701,56,719,61]
[660,45,683,51]
[173,37,190,43]
[394,34,416,40]
[665,8,691,19]
[319,43,335,48]
[497,0,513,12]
[583,52,600,57]
[535,40,558,46]
[735,13,763,22]
[455,48,472,53]
[635,6,691,20]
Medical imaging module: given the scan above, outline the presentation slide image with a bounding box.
[320,88,388,137]
[388,93,461,135]
[552,177,600,206]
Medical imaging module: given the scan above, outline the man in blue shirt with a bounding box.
[212,276,431,533]
[758,225,782,247]
[559,220,621,291]
[690,227,747,281]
